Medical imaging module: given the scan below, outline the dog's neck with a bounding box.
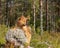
[18,24,27,29]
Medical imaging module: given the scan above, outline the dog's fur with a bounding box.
[17,16,31,45]
[5,16,31,48]
[22,25,31,45]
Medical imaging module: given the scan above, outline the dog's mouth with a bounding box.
[22,24,26,26]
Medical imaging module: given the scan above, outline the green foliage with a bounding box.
[0,24,8,44]
[0,0,60,32]
[30,31,60,48]
[0,0,60,48]
[0,25,60,48]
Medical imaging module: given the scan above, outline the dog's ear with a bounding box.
[26,16,30,20]
[20,16,27,20]
[20,16,24,20]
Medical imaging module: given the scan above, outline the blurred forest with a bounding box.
[0,0,60,48]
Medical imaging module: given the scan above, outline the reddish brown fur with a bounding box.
[5,16,31,48]
[17,16,32,45]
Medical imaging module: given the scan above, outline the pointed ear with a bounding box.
[26,16,30,20]
[20,16,25,19]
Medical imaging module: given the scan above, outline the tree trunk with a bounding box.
[33,0,36,32]
[46,0,49,31]
[5,0,9,27]
[39,0,43,35]
[0,0,2,24]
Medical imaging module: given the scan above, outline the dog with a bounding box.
[17,16,31,45]
[5,16,32,48]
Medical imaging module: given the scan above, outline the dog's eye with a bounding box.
[18,18,21,20]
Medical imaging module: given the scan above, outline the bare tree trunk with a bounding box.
[56,1,60,32]
[0,0,1,15]
[6,0,9,28]
[33,0,36,32]
[0,0,2,24]
[39,0,43,35]
[9,0,14,27]
[46,0,51,32]
[46,0,49,31]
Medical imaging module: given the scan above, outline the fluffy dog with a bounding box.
[17,16,32,46]
[5,16,32,48]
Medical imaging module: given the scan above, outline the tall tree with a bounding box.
[0,0,2,24]
[46,0,49,31]
[39,0,43,35]
[5,0,10,27]
[33,0,36,32]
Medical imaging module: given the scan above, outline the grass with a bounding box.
[31,32,60,48]
[0,24,8,44]
[0,24,60,48]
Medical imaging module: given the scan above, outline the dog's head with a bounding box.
[17,16,29,26]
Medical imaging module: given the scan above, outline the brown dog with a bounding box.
[17,16,31,46]
[5,16,31,48]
